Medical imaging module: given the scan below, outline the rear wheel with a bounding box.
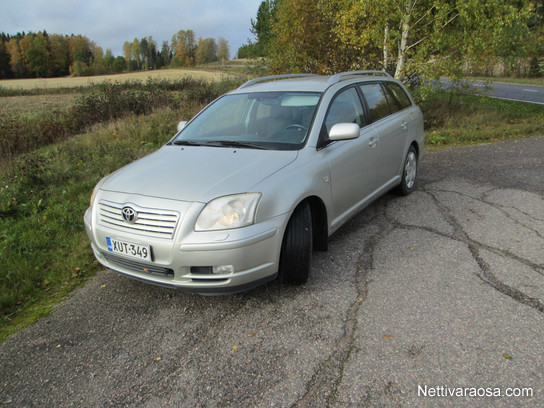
[278,202,313,284]
[396,145,418,196]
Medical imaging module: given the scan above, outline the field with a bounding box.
[0,68,543,343]
[0,67,238,91]
[0,94,77,116]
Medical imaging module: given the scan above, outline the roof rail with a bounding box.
[238,74,317,89]
[326,71,392,86]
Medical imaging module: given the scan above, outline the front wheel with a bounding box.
[277,202,312,284]
[396,145,418,196]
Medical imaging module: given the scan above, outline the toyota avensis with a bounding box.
[84,71,425,294]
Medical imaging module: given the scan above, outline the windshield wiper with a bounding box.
[173,139,269,150]
[172,140,205,146]
[209,140,270,150]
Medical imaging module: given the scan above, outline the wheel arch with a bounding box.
[410,140,420,158]
[301,196,328,252]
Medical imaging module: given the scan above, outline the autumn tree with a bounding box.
[6,36,27,77]
[49,34,70,76]
[217,37,230,63]
[90,43,105,75]
[171,29,196,66]
[157,40,172,68]
[68,34,93,76]
[142,36,157,69]
[26,33,50,77]
[123,41,132,69]
[267,0,538,79]
[267,0,347,73]
[103,48,115,72]
[113,56,127,73]
[195,38,218,64]
[0,34,11,78]
[131,38,141,70]
[1,31,119,78]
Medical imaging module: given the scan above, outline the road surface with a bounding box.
[440,78,544,105]
[1,136,543,407]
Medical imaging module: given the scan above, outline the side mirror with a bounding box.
[329,123,360,141]
[177,121,188,132]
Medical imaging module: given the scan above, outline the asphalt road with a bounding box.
[1,136,543,407]
[440,78,544,105]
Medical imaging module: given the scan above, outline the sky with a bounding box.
[1,0,263,57]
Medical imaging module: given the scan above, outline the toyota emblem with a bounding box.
[122,206,137,223]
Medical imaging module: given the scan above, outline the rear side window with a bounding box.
[384,86,401,114]
[359,83,390,122]
[385,82,412,110]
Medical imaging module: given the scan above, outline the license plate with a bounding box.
[106,237,151,261]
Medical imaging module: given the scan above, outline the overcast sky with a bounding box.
[1,0,263,57]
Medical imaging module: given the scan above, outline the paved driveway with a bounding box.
[1,136,543,407]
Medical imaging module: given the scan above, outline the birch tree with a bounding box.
[217,38,230,63]
[268,0,536,79]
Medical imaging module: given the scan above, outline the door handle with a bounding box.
[401,121,408,129]
[369,136,378,148]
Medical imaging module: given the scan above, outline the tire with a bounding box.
[277,202,313,284]
[396,145,418,196]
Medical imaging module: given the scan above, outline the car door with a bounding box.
[359,82,409,186]
[319,86,381,230]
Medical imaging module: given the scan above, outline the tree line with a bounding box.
[239,0,544,79]
[0,30,230,79]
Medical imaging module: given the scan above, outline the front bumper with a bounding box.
[84,204,288,294]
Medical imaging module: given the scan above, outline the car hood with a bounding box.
[101,146,298,203]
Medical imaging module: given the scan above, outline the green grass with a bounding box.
[0,110,188,342]
[418,89,544,147]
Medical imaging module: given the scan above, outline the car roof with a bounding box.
[229,71,395,94]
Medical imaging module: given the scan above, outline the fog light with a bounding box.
[213,265,234,275]
[190,266,213,274]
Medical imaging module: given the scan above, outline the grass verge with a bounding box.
[0,104,210,343]
[418,89,544,147]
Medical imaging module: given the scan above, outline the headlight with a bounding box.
[195,193,261,231]
[90,183,100,207]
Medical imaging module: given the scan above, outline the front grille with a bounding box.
[98,200,179,239]
[103,252,174,277]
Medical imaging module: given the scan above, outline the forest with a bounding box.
[0,29,230,79]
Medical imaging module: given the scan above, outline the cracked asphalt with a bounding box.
[1,136,543,407]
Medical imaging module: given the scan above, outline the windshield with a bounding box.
[172,91,322,150]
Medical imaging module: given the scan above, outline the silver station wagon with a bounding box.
[84,71,425,294]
